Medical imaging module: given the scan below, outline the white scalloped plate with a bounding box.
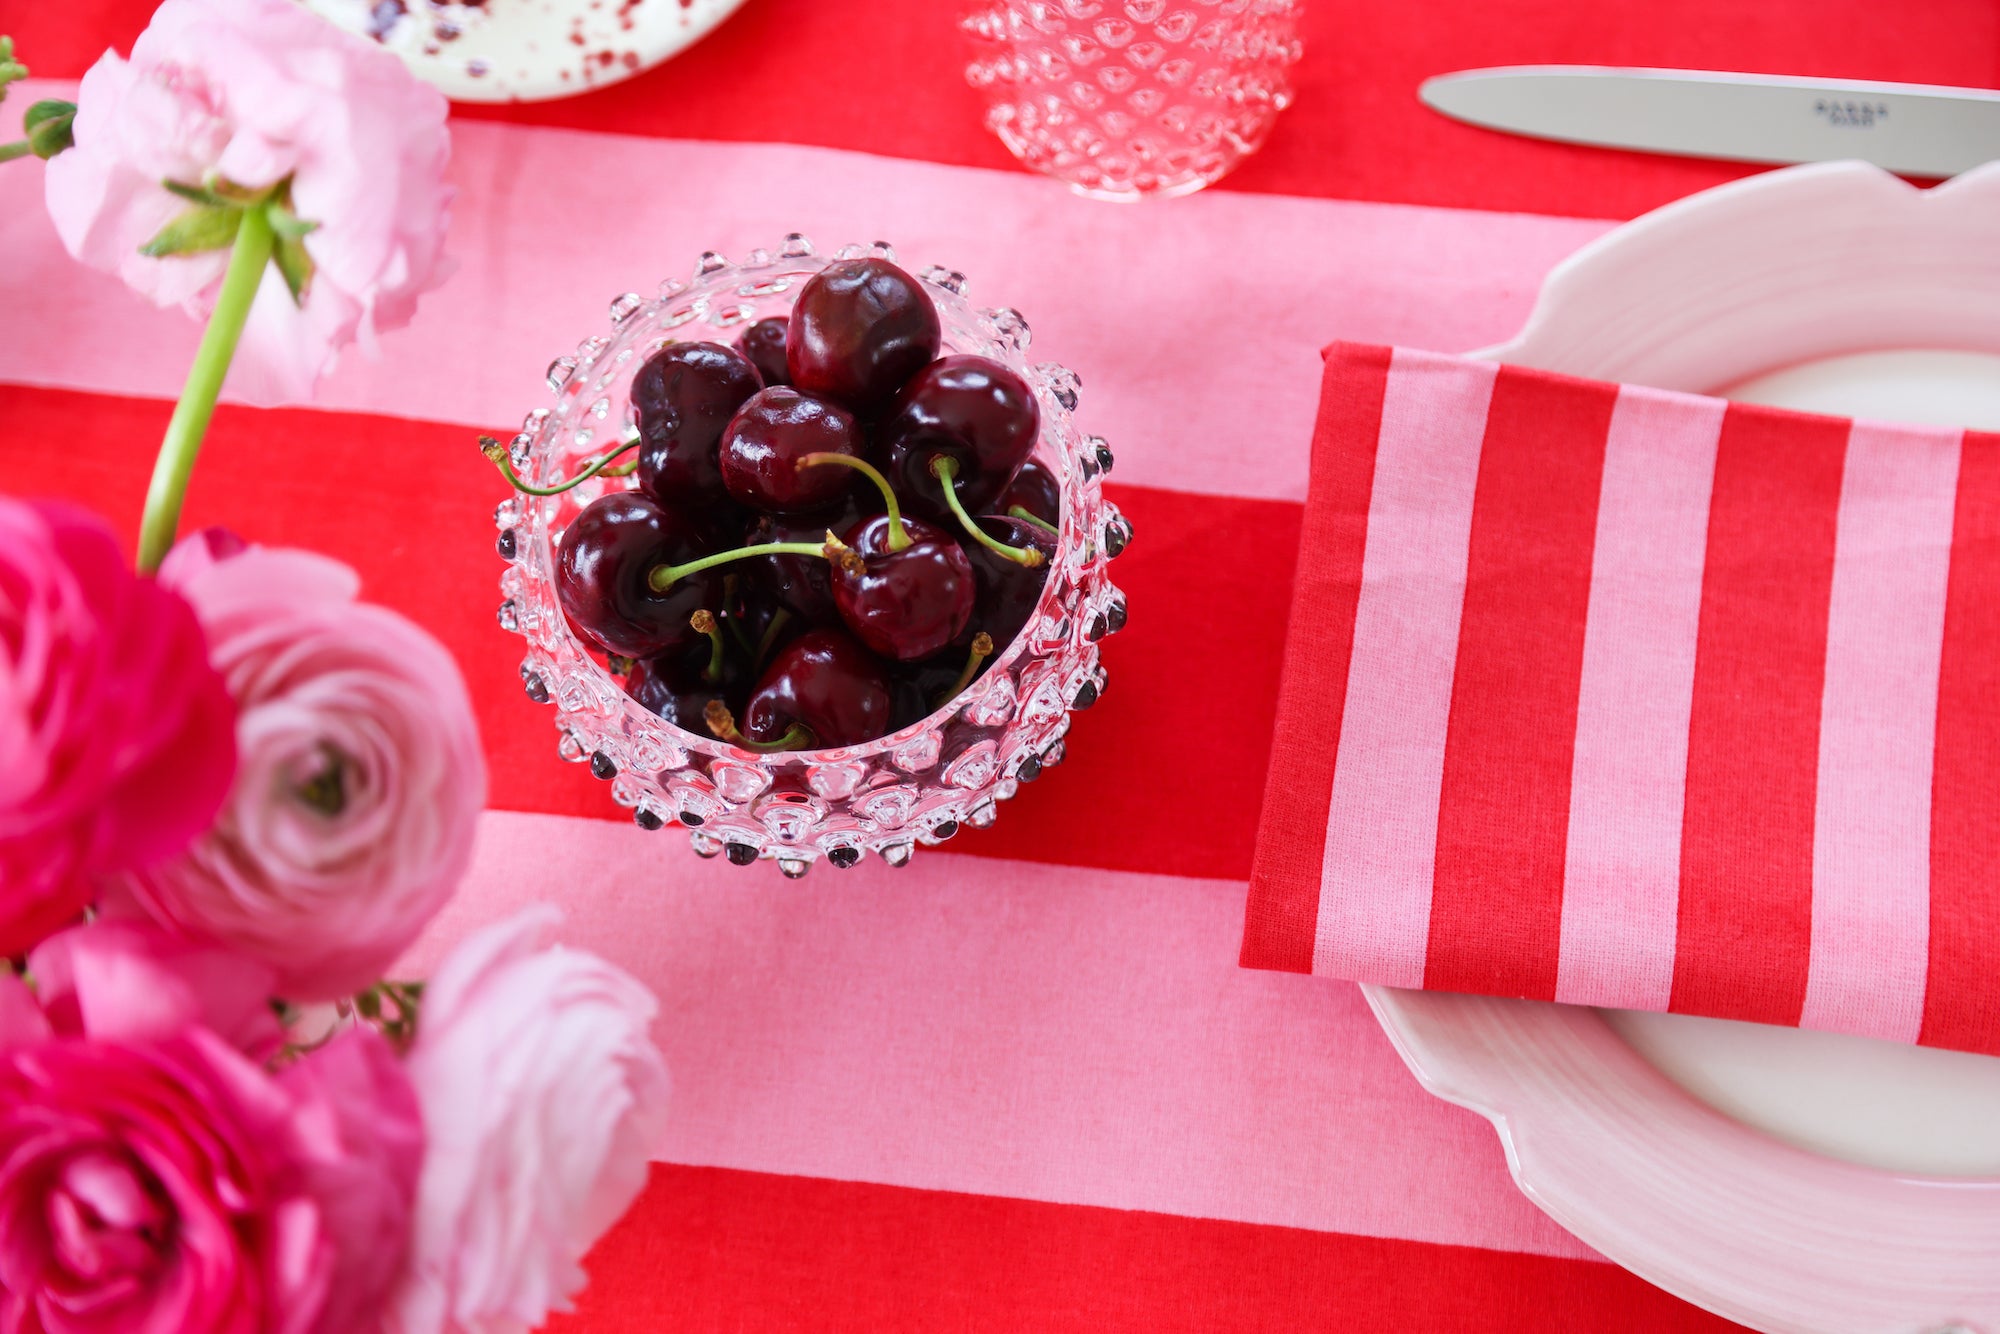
[1366,160,2000,1334]
[298,0,745,103]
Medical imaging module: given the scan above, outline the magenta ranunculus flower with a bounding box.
[0,924,423,1334]
[0,499,236,957]
[109,540,486,1002]
[43,0,454,402]
[389,908,670,1334]
[0,1032,331,1333]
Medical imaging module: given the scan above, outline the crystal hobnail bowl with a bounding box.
[491,237,1128,875]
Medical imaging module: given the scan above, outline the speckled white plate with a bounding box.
[1369,159,2000,1334]
[298,0,746,102]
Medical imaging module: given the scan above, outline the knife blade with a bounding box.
[1419,66,2000,177]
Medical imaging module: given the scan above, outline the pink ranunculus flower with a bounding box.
[108,539,486,1002]
[0,924,423,1334]
[0,498,235,957]
[43,0,454,402]
[283,1027,428,1334]
[389,908,671,1334]
[29,917,284,1058]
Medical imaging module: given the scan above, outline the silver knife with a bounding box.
[1419,66,2000,177]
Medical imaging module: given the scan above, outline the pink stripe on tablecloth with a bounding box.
[397,810,1593,1261]
[1798,420,1961,1043]
[1312,351,1495,987]
[1554,385,1723,1010]
[0,80,1608,504]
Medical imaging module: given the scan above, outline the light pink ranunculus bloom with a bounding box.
[283,1026,428,1334]
[0,498,236,957]
[0,924,423,1334]
[109,540,486,1002]
[44,0,454,402]
[389,908,670,1334]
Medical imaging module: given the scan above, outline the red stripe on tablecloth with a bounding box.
[549,1164,1747,1333]
[1,381,1294,885]
[1242,344,1390,973]
[1670,406,1848,1027]
[1921,430,2000,1056]
[1422,367,1613,1000]
[12,0,1997,220]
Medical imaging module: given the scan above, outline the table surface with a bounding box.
[6,0,1997,1328]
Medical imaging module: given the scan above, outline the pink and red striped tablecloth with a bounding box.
[6,0,1997,1326]
[1246,346,2000,1056]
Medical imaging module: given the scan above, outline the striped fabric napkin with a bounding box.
[1244,343,2000,1056]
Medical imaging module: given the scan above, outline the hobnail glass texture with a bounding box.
[493,239,1128,875]
[963,0,1302,201]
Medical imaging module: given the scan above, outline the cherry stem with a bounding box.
[799,451,909,552]
[648,537,840,593]
[720,576,756,655]
[931,457,1045,567]
[935,632,996,709]
[481,433,641,497]
[703,699,814,752]
[755,607,792,671]
[1007,505,1060,537]
[690,610,725,684]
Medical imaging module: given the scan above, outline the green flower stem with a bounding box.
[137,204,275,573]
[0,141,28,163]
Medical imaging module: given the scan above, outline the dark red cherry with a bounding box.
[879,356,1040,520]
[786,258,941,411]
[633,342,763,509]
[720,582,805,670]
[734,316,791,387]
[743,496,864,626]
[556,491,723,658]
[741,628,893,748]
[625,646,730,734]
[997,458,1060,527]
[888,657,966,732]
[831,514,975,662]
[718,387,863,515]
[958,515,1058,652]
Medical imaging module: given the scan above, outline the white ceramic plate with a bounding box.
[299,0,746,103]
[1367,159,2000,1334]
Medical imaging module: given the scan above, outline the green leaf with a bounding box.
[138,201,244,258]
[272,228,314,305]
[267,202,319,240]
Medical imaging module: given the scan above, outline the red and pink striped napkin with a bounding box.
[1244,343,2000,1055]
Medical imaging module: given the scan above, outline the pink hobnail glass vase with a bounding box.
[491,237,1129,876]
[963,0,1302,201]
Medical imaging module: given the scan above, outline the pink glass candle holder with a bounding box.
[963,0,1302,201]
[491,237,1128,875]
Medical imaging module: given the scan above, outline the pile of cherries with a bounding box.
[497,258,1062,752]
